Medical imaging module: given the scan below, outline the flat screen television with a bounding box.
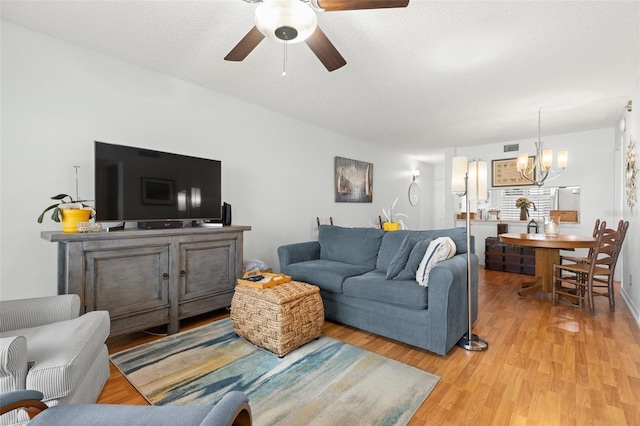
[95,141,222,225]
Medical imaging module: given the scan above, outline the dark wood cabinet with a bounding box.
[485,237,535,275]
[42,226,250,337]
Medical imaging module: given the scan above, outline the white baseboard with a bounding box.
[621,286,640,329]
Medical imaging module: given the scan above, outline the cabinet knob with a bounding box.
[180,270,186,277]
[162,273,169,279]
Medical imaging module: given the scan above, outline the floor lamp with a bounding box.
[452,156,489,351]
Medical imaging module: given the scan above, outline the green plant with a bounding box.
[382,197,408,228]
[37,194,94,223]
[37,166,95,224]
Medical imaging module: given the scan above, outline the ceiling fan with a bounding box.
[224,0,410,72]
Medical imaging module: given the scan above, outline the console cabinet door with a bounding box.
[84,239,171,335]
[177,236,237,319]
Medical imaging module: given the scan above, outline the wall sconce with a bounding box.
[412,169,420,181]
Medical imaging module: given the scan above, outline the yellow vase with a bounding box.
[383,222,400,231]
[61,209,91,233]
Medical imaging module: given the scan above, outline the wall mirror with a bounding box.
[485,185,580,222]
[408,182,420,206]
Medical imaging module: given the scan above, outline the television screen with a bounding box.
[95,141,222,223]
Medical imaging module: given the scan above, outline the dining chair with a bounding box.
[560,218,601,265]
[552,220,629,315]
[559,218,603,288]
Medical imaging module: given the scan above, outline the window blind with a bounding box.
[498,187,554,220]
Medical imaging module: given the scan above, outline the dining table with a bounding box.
[498,233,596,297]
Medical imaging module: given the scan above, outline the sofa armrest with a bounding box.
[426,253,479,354]
[0,336,29,393]
[0,390,47,416]
[277,241,321,272]
[0,295,80,333]
[200,391,252,426]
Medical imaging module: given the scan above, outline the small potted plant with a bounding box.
[37,167,95,233]
[38,194,95,233]
[382,197,408,231]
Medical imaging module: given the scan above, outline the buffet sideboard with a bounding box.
[42,226,251,337]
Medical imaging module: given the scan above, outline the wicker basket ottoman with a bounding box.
[230,281,324,357]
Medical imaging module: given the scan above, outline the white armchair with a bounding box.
[0,295,110,426]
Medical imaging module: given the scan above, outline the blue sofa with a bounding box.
[277,225,478,355]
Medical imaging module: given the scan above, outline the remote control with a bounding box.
[244,275,264,282]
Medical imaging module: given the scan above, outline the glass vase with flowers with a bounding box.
[515,197,531,221]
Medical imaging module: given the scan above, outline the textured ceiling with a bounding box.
[2,0,639,163]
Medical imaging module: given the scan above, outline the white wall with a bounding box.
[439,115,640,325]
[0,22,434,300]
[442,128,617,259]
[619,78,640,326]
[458,127,618,233]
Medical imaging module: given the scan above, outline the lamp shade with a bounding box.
[557,151,568,169]
[451,156,469,193]
[255,0,317,43]
[468,159,488,200]
[516,153,529,172]
[541,149,553,171]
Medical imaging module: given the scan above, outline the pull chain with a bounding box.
[282,40,288,77]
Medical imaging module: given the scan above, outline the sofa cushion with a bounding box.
[285,259,373,293]
[377,228,468,270]
[416,237,457,286]
[318,225,384,268]
[393,238,434,281]
[385,235,419,279]
[4,311,110,401]
[343,270,428,309]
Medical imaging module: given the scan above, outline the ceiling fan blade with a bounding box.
[305,26,346,72]
[224,26,265,62]
[316,0,409,11]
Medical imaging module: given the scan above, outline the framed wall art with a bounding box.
[491,157,535,187]
[334,156,373,203]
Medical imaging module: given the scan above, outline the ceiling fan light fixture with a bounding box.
[255,0,317,43]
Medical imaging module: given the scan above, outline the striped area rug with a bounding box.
[111,319,439,425]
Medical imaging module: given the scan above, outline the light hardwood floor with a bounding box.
[98,269,640,425]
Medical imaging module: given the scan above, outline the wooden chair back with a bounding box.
[553,220,629,315]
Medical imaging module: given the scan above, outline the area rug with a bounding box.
[111,319,439,425]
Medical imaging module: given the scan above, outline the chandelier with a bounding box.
[516,108,568,186]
